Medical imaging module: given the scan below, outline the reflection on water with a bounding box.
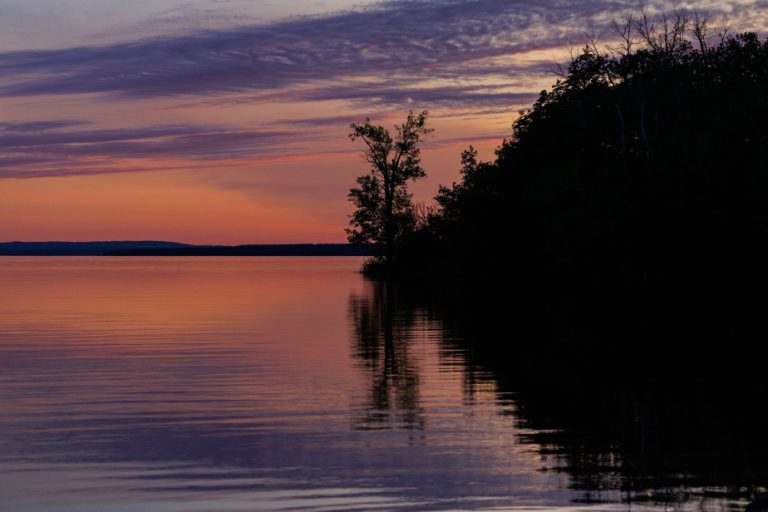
[350,280,423,431]
[0,257,762,511]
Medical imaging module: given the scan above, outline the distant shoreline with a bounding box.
[106,244,371,257]
[0,242,371,257]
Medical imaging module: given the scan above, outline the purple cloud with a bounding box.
[0,120,91,132]
[0,0,651,100]
[0,0,754,181]
[0,122,323,178]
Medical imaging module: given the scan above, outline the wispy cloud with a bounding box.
[0,0,761,182]
[0,0,657,99]
[298,83,540,109]
[0,120,91,132]
[0,122,323,178]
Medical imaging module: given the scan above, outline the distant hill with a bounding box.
[0,241,191,256]
[106,244,371,256]
[0,241,371,256]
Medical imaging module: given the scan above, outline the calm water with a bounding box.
[0,258,757,511]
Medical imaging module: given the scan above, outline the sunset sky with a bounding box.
[1,0,765,244]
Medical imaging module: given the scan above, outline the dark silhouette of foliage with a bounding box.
[347,111,432,272]
[385,17,768,286]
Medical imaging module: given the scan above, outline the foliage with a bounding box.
[390,14,768,284]
[347,110,433,269]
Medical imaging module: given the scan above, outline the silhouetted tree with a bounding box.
[347,110,432,271]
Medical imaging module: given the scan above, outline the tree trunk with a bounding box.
[384,169,394,274]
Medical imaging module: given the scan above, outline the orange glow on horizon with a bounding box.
[0,133,501,244]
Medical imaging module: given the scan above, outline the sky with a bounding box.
[0,0,765,244]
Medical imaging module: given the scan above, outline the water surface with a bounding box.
[0,258,758,511]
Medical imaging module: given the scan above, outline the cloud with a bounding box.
[0,0,761,181]
[0,0,660,100]
[0,0,753,108]
[298,82,540,109]
[0,122,321,178]
[0,125,208,149]
[0,120,91,132]
[267,113,389,128]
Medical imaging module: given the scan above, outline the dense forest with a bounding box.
[351,14,768,293]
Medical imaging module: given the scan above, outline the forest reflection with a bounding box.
[349,279,424,430]
[349,276,768,509]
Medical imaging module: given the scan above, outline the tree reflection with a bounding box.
[349,279,424,430]
[363,278,768,509]
[509,382,768,508]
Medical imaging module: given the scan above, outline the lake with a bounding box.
[0,257,762,511]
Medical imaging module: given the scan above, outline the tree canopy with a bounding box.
[385,18,768,287]
[347,110,432,271]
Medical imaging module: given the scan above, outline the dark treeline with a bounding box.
[364,16,768,291]
[106,244,371,257]
[0,241,191,256]
[0,242,370,256]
